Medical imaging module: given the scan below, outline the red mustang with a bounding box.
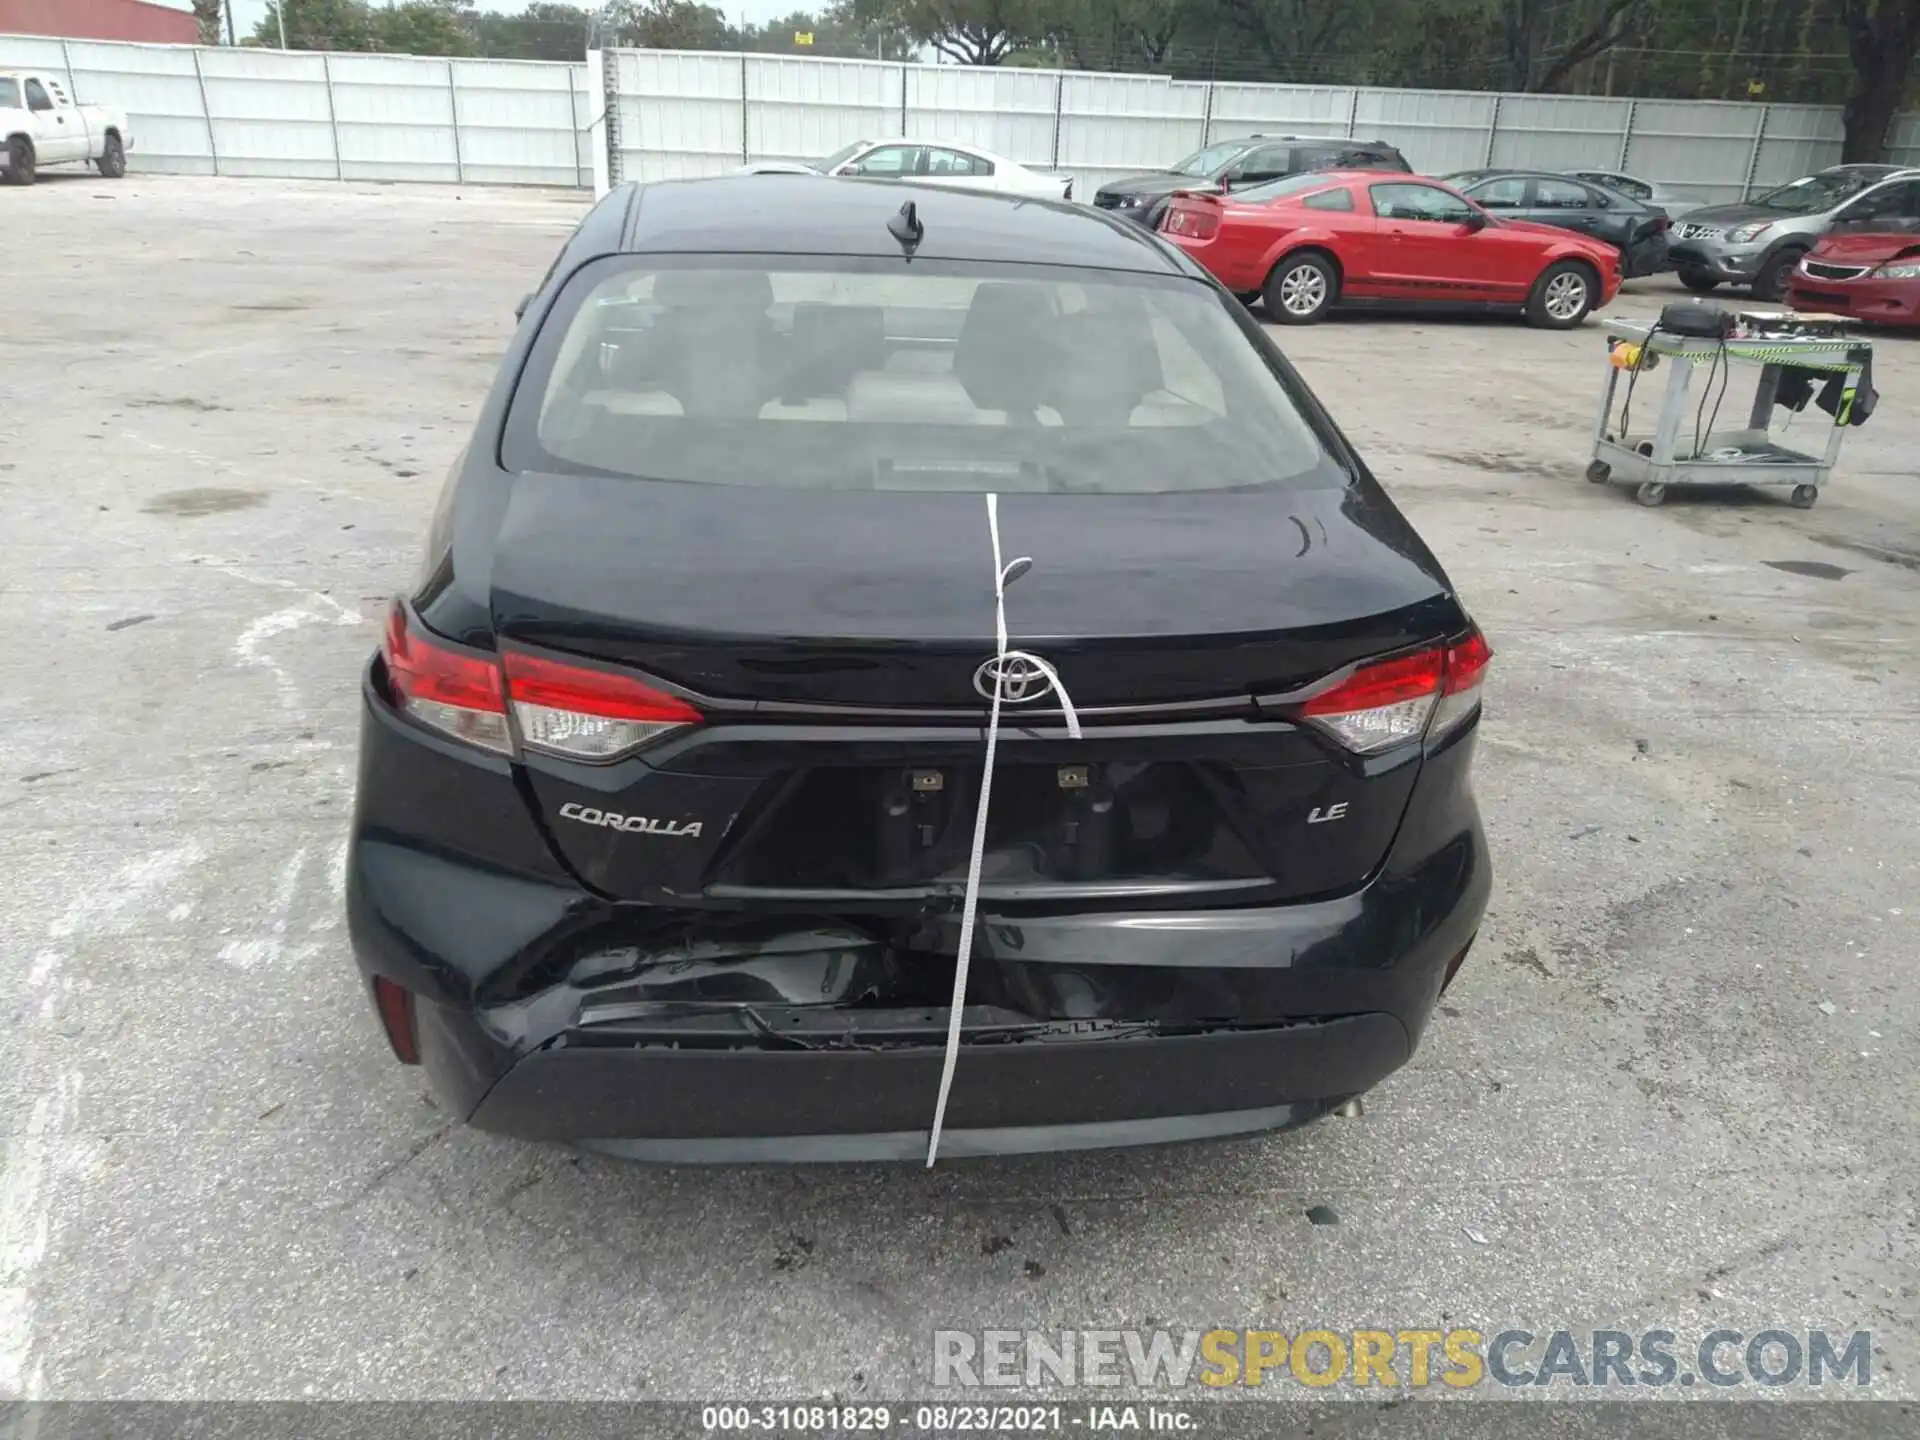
[1786,226,1920,327]
[1157,170,1621,328]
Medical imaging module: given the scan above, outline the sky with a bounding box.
[218,0,800,45]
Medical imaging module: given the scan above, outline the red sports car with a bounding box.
[1157,170,1622,328]
[1786,226,1920,327]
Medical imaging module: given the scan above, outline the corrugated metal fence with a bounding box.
[7,33,1920,200]
[1,33,593,186]
[607,50,1920,206]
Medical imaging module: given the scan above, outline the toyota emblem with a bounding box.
[973,653,1055,705]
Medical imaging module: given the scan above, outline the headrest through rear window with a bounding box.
[652,268,774,311]
[953,282,1060,416]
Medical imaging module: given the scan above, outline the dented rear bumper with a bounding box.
[345,676,1488,1159]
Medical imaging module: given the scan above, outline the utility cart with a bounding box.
[1586,319,1872,508]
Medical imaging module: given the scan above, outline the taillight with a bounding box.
[382,600,512,755]
[1431,628,1492,739]
[1164,205,1219,240]
[371,975,419,1064]
[381,599,701,761]
[1297,627,1491,754]
[503,649,700,760]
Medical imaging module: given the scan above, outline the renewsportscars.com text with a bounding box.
[932,1327,1872,1391]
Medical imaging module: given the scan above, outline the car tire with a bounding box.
[1262,252,1338,324]
[1752,248,1804,303]
[97,133,126,179]
[1525,260,1596,329]
[3,136,35,187]
[1233,291,1260,308]
[1677,269,1720,294]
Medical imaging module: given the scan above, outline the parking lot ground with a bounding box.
[2,176,1917,1405]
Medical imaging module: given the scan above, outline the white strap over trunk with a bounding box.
[925,493,1081,1166]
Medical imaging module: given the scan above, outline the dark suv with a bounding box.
[1093,135,1411,228]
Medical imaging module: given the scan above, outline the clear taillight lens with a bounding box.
[1300,647,1446,753]
[1297,627,1491,754]
[380,600,702,761]
[502,650,701,760]
[382,601,513,755]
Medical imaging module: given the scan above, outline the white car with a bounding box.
[1567,169,1702,220]
[2,70,131,185]
[738,138,1074,201]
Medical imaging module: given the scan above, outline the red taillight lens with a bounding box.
[371,975,420,1064]
[382,600,512,754]
[1297,626,1491,754]
[1164,205,1219,240]
[503,650,701,760]
[1431,627,1492,739]
[381,598,701,761]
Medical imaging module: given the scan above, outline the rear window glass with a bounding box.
[1228,172,1352,205]
[505,258,1344,494]
[1303,187,1354,211]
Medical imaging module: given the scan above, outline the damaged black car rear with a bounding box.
[345,174,1492,1162]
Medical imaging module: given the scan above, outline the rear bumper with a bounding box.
[1623,235,1670,278]
[1787,275,1920,326]
[482,1017,1409,1161]
[346,683,1490,1159]
[1160,233,1260,293]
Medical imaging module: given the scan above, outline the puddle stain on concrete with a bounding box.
[142,488,266,517]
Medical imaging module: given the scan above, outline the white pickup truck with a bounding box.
[2,70,131,186]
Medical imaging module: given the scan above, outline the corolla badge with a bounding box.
[973,653,1057,705]
[558,802,702,838]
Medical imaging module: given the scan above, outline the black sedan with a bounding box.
[346,174,1492,1163]
[1442,168,1672,277]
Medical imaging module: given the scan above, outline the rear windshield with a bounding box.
[1232,172,1358,205]
[504,257,1345,494]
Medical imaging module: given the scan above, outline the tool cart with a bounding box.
[1586,317,1873,508]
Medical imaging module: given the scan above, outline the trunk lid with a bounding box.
[491,474,1459,909]
[487,472,1453,710]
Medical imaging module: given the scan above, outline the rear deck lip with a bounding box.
[575,1102,1340,1163]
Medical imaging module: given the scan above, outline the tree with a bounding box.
[888,0,1052,64]
[1213,0,1374,80]
[474,3,594,61]
[735,4,919,58]
[602,0,736,49]
[192,0,226,44]
[1502,0,1648,92]
[1049,0,1192,69]
[372,0,479,54]
[830,0,921,58]
[1839,0,1920,159]
[255,0,376,50]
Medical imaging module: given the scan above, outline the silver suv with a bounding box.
[1666,164,1920,300]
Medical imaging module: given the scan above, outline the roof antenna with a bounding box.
[888,199,923,258]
